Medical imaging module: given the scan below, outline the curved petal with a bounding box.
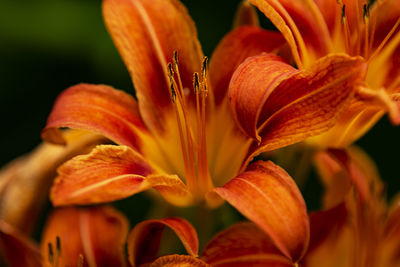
[201,222,293,266]
[50,145,154,206]
[50,145,194,206]
[229,53,298,141]
[249,0,331,62]
[127,217,198,266]
[103,0,203,134]
[0,130,105,233]
[0,220,42,267]
[150,255,209,267]
[213,161,309,262]
[40,206,128,267]
[230,53,366,168]
[42,83,148,151]
[210,26,285,105]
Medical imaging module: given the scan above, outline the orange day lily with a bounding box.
[245,0,400,147]
[302,146,400,267]
[43,0,364,206]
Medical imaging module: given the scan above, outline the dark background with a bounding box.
[0,0,399,210]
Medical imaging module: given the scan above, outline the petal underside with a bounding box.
[213,161,309,263]
[127,218,199,266]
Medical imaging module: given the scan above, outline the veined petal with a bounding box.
[42,83,148,151]
[150,255,209,267]
[103,0,203,134]
[249,0,331,59]
[201,222,293,267]
[231,53,366,168]
[127,217,198,266]
[50,145,194,207]
[41,206,129,267]
[210,26,285,105]
[0,130,105,233]
[0,221,42,267]
[213,161,309,262]
[50,145,154,206]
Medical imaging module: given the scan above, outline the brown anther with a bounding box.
[167,63,174,79]
[56,236,61,256]
[170,83,177,103]
[363,3,370,23]
[201,56,208,78]
[173,50,179,73]
[193,72,200,93]
[341,4,346,24]
[48,243,54,264]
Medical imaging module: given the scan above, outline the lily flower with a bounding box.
[0,206,129,267]
[303,146,400,267]
[1,161,311,266]
[246,0,400,147]
[44,0,364,208]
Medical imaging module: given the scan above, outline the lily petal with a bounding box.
[307,203,348,253]
[213,161,309,262]
[150,255,209,267]
[201,222,293,266]
[127,217,198,266]
[103,0,203,134]
[42,83,148,151]
[249,0,331,63]
[51,145,154,206]
[0,130,105,233]
[41,206,128,267]
[0,220,42,267]
[233,0,260,28]
[230,53,366,167]
[210,26,285,105]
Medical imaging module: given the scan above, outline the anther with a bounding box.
[201,56,208,78]
[56,236,61,256]
[363,3,370,23]
[48,243,54,264]
[193,72,200,93]
[341,4,346,24]
[167,62,174,78]
[173,50,179,73]
[170,83,177,103]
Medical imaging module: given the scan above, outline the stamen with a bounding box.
[342,5,352,54]
[193,72,200,94]
[56,236,61,257]
[363,3,370,57]
[196,57,213,196]
[48,243,54,265]
[170,82,177,103]
[173,50,179,73]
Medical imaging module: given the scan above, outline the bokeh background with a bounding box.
[0,0,399,239]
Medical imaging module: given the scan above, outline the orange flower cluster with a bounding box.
[1,0,399,266]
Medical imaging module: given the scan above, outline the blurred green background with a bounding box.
[0,0,399,221]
